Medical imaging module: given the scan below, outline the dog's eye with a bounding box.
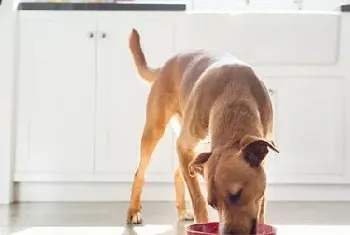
[228,189,243,204]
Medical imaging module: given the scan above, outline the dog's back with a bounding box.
[129,29,272,137]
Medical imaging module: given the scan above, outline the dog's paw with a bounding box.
[178,210,194,221]
[127,210,143,224]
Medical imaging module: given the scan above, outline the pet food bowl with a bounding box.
[185,222,277,235]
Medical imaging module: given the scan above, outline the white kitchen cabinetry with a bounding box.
[176,12,350,185]
[15,12,180,182]
[176,13,340,65]
[263,77,347,184]
[13,10,350,202]
[94,13,178,181]
[15,14,97,174]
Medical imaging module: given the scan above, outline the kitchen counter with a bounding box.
[17,2,186,11]
[16,3,350,12]
[341,4,350,12]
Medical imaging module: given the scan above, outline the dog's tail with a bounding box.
[129,28,160,84]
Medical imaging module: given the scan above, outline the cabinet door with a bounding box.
[15,13,97,175]
[262,77,347,183]
[95,12,180,182]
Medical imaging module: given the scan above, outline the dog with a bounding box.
[126,28,279,234]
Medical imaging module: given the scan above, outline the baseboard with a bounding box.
[14,182,350,202]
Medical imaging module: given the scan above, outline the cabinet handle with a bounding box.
[88,32,94,38]
[101,32,107,38]
[293,0,302,10]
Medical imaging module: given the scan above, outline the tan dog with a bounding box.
[126,29,279,234]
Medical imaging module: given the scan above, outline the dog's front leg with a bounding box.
[259,164,267,224]
[259,196,266,224]
[176,138,209,223]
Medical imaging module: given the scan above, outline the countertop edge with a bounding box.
[341,4,350,12]
[17,2,187,11]
[16,3,350,13]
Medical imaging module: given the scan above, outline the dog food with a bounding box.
[185,222,277,235]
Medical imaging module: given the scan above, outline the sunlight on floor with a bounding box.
[275,225,350,235]
[8,224,173,235]
[11,227,126,235]
[132,224,173,234]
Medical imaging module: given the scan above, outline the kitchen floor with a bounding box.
[1,202,350,235]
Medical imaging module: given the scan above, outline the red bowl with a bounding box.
[185,222,277,235]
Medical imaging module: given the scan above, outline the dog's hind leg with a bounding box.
[127,85,175,224]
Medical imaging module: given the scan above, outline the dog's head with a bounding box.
[189,135,279,234]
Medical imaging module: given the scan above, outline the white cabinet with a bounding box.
[176,13,340,66]
[15,14,97,174]
[13,10,350,202]
[263,77,347,184]
[15,12,181,182]
[94,13,179,182]
[176,12,349,185]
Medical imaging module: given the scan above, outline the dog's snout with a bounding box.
[220,224,246,235]
[220,226,241,234]
[220,219,257,235]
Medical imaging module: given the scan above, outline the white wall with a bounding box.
[191,0,345,11]
[0,0,15,204]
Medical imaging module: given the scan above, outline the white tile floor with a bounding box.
[0,202,349,234]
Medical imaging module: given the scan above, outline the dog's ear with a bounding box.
[189,152,211,177]
[240,135,279,168]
